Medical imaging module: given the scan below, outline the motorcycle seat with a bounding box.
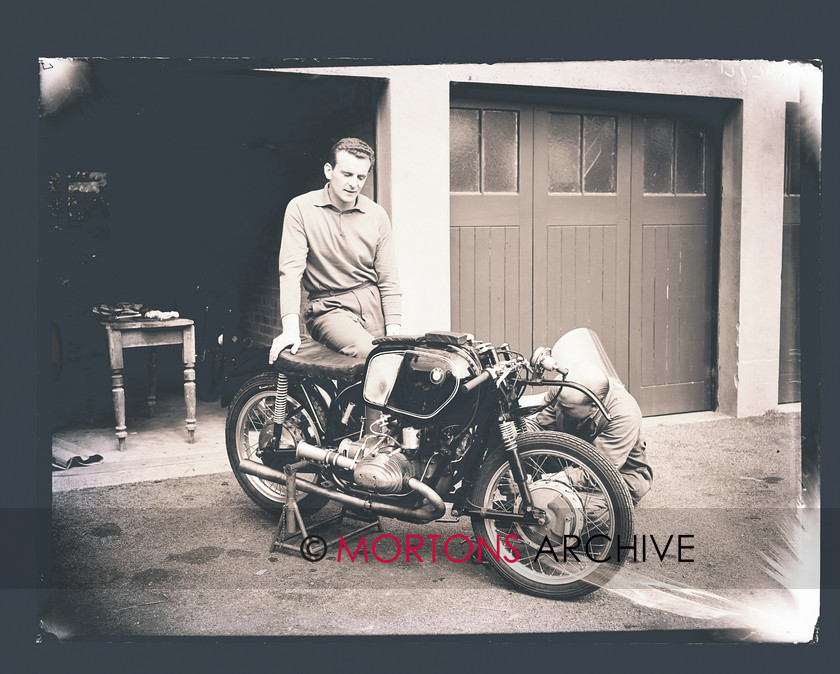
[372,334,426,346]
[273,336,365,381]
[372,331,473,347]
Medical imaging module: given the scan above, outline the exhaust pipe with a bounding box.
[237,458,446,523]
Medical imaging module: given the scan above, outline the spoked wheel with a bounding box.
[471,431,634,600]
[225,373,329,515]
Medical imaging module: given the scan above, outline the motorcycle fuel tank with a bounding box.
[363,347,476,420]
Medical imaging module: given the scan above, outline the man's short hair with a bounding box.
[330,137,375,169]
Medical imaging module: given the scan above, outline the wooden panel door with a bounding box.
[450,101,534,355]
[450,98,717,416]
[532,108,633,383]
[629,117,715,415]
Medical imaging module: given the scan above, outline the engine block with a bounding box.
[334,433,417,494]
[353,449,414,493]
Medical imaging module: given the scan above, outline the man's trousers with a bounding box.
[304,283,386,359]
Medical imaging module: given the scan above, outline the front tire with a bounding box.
[471,431,634,600]
[226,373,329,515]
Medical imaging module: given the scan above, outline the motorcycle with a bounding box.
[225,330,634,599]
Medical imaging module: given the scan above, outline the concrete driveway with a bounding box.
[45,395,813,642]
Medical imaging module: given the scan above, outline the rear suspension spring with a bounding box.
[273,372,289,439]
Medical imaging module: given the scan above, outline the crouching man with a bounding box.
[525,361,653,506]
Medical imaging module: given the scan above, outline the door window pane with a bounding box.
[583,115,617,193]
[644,118,674,194]
[450,108,480,192]
[548,113,581,192]
[482,110,518,192]
[675,121,705,194]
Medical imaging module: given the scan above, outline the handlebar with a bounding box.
[520,378,612,423]
[462,353,526,394]
[461,342,613,423]
[461,369,492,393]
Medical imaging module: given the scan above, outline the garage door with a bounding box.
[450,98,716,415]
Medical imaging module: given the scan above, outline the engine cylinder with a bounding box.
[354,451,413,493]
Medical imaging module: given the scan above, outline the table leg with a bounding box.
[183,326,196,443]
[111,369,127,451]
[147,347,157,418]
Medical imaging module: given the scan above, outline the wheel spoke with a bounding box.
[478,444,627,589]
[252,400,272,426]
[233,389,325,507]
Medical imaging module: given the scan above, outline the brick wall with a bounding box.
[240,243,315,347]
[241,278,280,346]
[237,204,285,347]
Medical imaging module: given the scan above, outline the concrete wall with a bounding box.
[718,102,744,417]
[721,93,788,416]
[375,70,451,333]
[266,60,814,417]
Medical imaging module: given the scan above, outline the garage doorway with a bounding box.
[450,95,717,415]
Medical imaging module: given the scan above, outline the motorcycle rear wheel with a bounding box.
[226,373,329,515]
[470,431,634,600]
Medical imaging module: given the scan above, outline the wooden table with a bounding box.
[102,318,196,450]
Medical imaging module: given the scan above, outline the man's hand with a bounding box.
[269,314,301,363]
[385,324,401,336]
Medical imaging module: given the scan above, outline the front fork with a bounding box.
[497,416,547,526]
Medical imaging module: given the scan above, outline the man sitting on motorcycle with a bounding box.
[525,361,653,506]
[269,137,402,364]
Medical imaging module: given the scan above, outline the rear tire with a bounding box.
[470,431,634,600]
[226,373,329,515]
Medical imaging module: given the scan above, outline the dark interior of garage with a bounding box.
[39,58,382,427]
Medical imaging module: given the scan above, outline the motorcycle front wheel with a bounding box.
[470,431,634,600]
[226,373,329,515]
